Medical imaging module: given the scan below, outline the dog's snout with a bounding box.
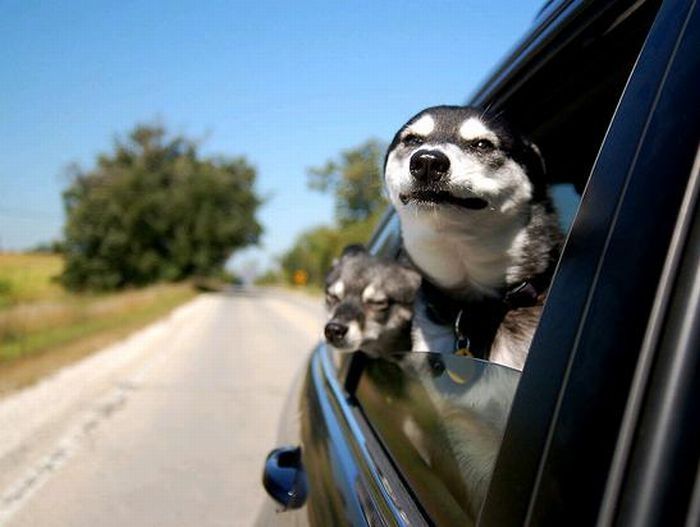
[410,149,450,183]
[324,321,348,343]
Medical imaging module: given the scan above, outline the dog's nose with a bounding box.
[410,149,450,183]
[324,322,348,343]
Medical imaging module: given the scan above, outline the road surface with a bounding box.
[0,288,324,527]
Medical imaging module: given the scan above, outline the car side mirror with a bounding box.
[262,445,308,510]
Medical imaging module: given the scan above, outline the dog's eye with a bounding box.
[366,298,390,310]
[403,134,424,147]
[474,139,496,152]
[326,293,340,304]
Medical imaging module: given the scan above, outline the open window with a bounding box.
[476,0,663,232]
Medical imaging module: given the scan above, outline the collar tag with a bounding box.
[454,310,471,355]
[454,347,473,357]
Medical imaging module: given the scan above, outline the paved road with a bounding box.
[0,288,324,527]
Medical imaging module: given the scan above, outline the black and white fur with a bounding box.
[323,245,421,357]
[385,106,562,370]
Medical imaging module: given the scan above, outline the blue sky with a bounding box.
[1,0,543,272]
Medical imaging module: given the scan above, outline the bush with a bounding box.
[279,210,384,287]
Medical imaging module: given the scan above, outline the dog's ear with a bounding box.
[328,244,366,281]
[521,138,552,202]
[325,263,340,289]
[529,141,546,174]
[524,138,546,180]
[385,263,422,303]
[326,248,352,287]
[340,244,366,258]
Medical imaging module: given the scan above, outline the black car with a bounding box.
[257,0,700,525]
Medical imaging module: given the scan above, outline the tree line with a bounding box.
[56,121,385,292]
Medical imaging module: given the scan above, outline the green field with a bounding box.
[0,253,65,308]
[0,253,198,394]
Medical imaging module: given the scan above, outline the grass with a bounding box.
[0,252,198,395]
[0,252,65,308]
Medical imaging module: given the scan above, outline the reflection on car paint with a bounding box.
[356,352,520,526]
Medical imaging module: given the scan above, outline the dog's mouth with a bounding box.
[399,190,488,210]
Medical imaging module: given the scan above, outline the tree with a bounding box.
[278,209,384,288]
[60,124,263,291]
[307,139,386,225]
[279,226,341,287]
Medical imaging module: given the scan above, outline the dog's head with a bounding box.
[384,106,547,229]
[323,245,421,356]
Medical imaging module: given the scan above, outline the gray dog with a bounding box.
[323,245,421,357]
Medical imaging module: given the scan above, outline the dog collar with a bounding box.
[422,274,549,359]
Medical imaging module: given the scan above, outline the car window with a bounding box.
[367,210,401,258]
[477,0,662,221]
[355,352,519,526]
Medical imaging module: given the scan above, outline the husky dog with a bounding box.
[323,245,421,357]
[384,106,563,370]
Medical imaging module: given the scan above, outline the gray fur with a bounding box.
[324,246,421,357]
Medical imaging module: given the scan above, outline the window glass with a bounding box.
[551,182,580,232]
[367,210,401,258]
[355,352,519,526]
